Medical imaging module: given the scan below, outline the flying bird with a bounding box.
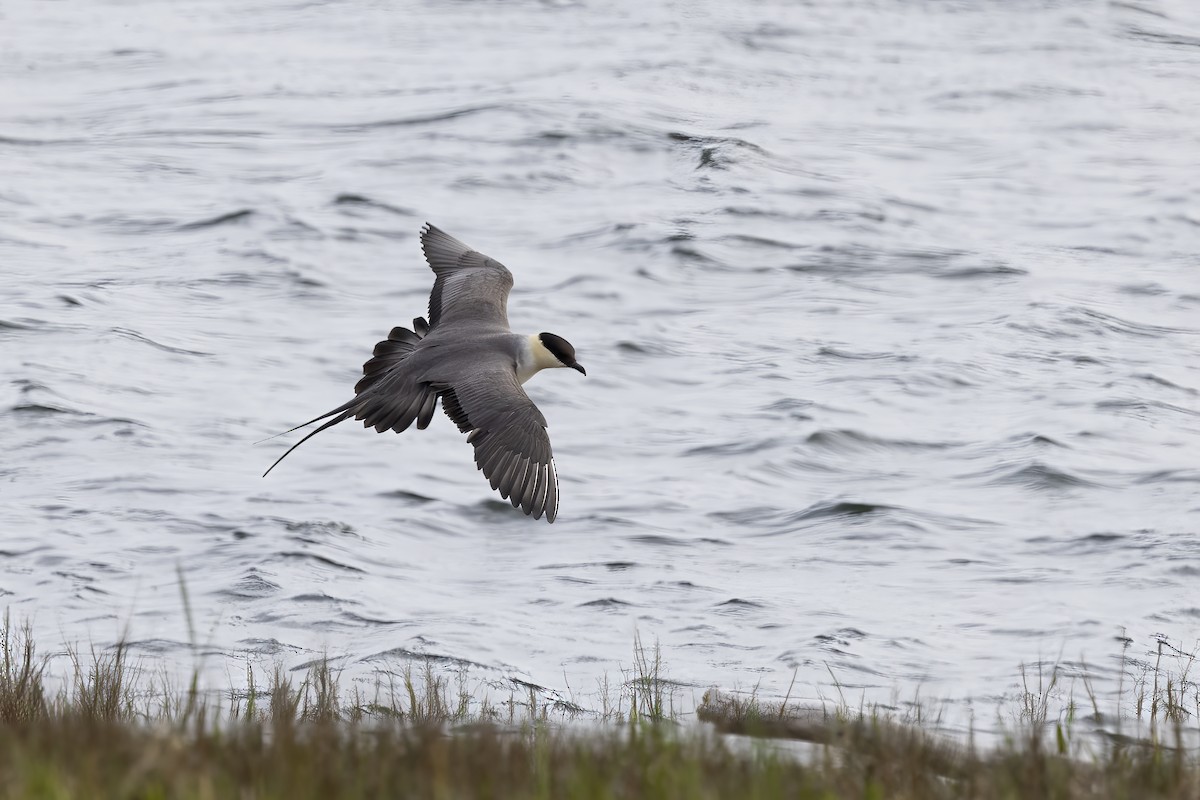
[263,223,585,522]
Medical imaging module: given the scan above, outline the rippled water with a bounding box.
[2,0,1199,727]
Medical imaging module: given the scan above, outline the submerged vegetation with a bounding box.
[0,616,1198,798]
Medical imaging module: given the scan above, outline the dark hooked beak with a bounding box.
[571,363,587,376]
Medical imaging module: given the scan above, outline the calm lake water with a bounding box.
[2,0,1199,730]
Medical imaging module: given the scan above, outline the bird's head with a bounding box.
[538,332,586,375]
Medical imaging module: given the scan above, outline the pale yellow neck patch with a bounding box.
[517,334,562,384]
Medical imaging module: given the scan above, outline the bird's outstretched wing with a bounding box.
[265,363,562,524]
[440,367,559,523]
[421,223,514,330]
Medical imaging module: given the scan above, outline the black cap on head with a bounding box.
[539,332,585,375]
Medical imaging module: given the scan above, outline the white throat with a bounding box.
[517,334,562,384]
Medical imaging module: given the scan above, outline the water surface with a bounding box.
[2,0,1199,729]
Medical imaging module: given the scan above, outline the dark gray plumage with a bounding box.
[263,223,586,523]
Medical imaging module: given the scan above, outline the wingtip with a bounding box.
[545,465,559,523]
[419,222,436,253]
[419,223,474,257]
[420,221,449,245]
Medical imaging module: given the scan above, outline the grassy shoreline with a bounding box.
[1,619,1198,798]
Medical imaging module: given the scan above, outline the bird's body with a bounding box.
[263,224,585,523]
